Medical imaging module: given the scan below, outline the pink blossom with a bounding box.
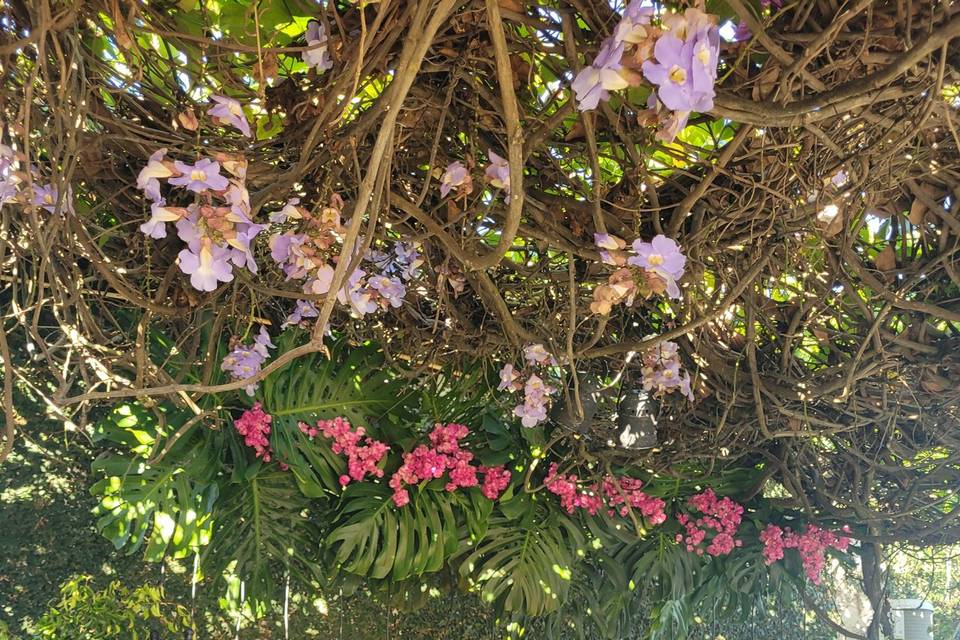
[388,424,508,507]
[301,416,389,486]
[678,489,744,556]
[761,523,852,584]
[478,465,511,500]
[234,402,274,462]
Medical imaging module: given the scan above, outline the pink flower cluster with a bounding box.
[388,423,511,507]
[543,463,667,525]
[760,523,851,584]
[591,233,687,314]
[572,2,721,142]
[640,340,694,400]
[499,344,558,428]
[269,196,419,317]
[234,402,274,462]
[299,416,389,486]
[676,489,744,556]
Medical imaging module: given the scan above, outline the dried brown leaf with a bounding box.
[874,245,896,272]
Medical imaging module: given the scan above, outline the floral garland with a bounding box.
[231,405,851,584]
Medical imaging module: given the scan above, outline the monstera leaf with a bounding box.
[260,335,410,426]
[203,469,325,609]
[260,335,413,498]
[458,501,585,616]
[325,483,463,582]
[91,403,221,561]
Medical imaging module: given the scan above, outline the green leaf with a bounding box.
[91,405,221,561]
[458,504,584,616]
[202,469,324,610]
[326,483,463,582]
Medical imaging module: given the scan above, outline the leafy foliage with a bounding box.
[30,576,190,640]
[458,500,585,617]
[91,403,220,560]
[203,469,324,610]
[326,483,461,581]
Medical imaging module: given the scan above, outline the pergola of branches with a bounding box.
[2,0,960,549]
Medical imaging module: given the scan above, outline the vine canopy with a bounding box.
[2,0,960,552]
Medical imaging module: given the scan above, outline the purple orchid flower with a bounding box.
[615,1,654,44]
[208,95,252,138]
[30,183,73,215]
[269,198,301,223]
[282,299,319,328]
[221,328,274,395]
[303,21,334,73]
[628,234,687,299]
[178,243,234,291]
[572,37,629,111]
[169,158,230,193]
[498,363,520,392]
[732,20,752,42]
[368,275,406,308]
[307,263,336,295]
[690,26,720,95]
[253,327,274,357]
[641,35,716,113]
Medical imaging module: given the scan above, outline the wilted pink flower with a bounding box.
[169,158,229,193]
[208,95,252,138]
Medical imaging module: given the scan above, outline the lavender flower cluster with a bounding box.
[270,195,421,320]
[572,2,721,142]
[498,344,559,428]
[640,339,694,400]
[591,232,687,314]
[137,96,264,292]
[0,144,75,215]
[221,327,275,395]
